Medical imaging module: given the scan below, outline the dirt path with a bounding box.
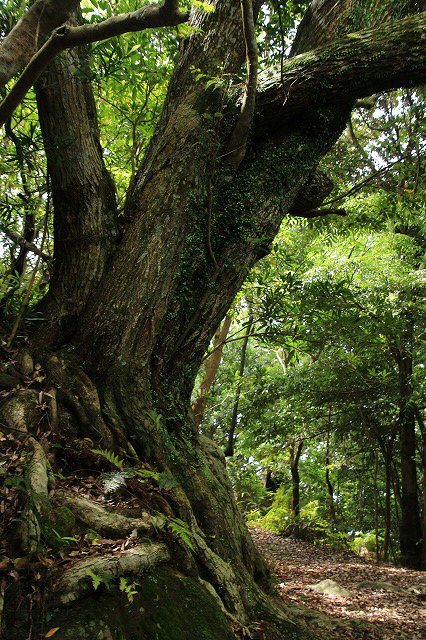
[250,526,425,639]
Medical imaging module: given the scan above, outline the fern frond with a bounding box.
[92,448,125,470]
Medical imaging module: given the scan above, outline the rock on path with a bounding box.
[250,525,426,639]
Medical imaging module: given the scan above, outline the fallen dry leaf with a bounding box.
[250,525,426,639]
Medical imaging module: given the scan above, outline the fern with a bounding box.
[135,468,160,482]
[146,409,163,430]
[157,472,178,490]
[92,449,124,470]
[87,572,138,602]
[86,570,113,591]
[167,517,194,551]
[101,471,131,494]
[119,577,138,603]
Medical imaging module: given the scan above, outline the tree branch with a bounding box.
[226,0,258,170]
[254,12,426,138]
[292,208,346,218]
[0,0,80,88]
[0,1,189,127]
[0,225,50,261]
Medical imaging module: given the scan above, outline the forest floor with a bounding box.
[250,526,425,639]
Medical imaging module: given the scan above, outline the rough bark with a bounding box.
[2,0,426,638]
[34,49,118,345]
[255,12,426,138]
[0,0,80,87]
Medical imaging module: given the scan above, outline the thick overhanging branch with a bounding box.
[0,0,80,88]
[0,1,189,126]
[255,12,426,138]
[289,0,420,56]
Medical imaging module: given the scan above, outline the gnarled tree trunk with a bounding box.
[1,1,426,638]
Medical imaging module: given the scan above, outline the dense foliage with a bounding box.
[194,89,426,563]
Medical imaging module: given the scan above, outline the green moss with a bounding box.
[42,504,77,548]
[85,529,101,543]
[39,567,236,640]
[51,505,76,536]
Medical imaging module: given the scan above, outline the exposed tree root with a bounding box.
[53,488,156,537]
[0,348,311,639]
[45,355,114,447]
[191,527,248,624]
[17,436,49,554]
[50,542,170,606]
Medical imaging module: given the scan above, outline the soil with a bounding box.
[251,525,426,639]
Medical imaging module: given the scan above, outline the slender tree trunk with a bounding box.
[263,467,278,492]
[423,427,426,569]
[396,340,422,569]
[325,425,337,523]
[289,439,303,517]
[192,313,232,429]
[224,311,253,457]
[373,453,380,562]
[383,448,393,562]
[414,405,426,569]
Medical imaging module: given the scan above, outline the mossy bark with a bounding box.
[2,0,425,638]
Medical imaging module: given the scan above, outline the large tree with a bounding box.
[1,0,425,638]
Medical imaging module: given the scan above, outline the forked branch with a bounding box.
[0,1,189,127]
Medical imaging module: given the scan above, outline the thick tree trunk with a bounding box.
[34,48,118,346]
[2,1,426,638]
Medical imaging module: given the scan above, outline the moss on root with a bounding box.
[35,567,235,640]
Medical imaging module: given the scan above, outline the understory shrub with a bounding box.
[250,493,350,551]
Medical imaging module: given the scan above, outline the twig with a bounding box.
[320,144,425,208]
